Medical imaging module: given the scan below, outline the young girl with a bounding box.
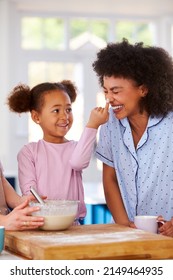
[0,161,44,230]
[7,80,109,222]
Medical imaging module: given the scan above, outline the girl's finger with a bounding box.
[104,99,110,111]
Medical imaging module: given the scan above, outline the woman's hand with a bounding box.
[158,218,173,237]
[20,194,47,204]
[129,221,136,228]
[3,200,44,230]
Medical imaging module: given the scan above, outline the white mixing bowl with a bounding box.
[30,200,79,230]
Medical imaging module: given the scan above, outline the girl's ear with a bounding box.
[31,110,40,124]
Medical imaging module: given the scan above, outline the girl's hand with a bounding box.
[3,200,44,231]
[86,100,109,129]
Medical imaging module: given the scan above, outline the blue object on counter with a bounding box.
[83,204,112,225]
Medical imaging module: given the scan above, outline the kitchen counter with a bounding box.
[5,223,173,260]
[0,250,23,260]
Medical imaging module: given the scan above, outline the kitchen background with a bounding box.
[0,0,173,224]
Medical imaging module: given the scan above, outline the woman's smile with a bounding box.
[112,105,124,114]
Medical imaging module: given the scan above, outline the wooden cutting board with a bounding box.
[5,223,173,260]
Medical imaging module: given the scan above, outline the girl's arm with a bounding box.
[17,146,37,195]
[103,163,131,226]
[69,127,97,170]
[70,102,109,170]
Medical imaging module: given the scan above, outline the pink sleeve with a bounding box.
[17,145,37,195]
[69,127,97,170]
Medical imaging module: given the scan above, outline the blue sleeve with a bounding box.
[95,123,114,168]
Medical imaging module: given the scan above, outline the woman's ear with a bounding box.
[140,85,148,97]
[31,110,40,124]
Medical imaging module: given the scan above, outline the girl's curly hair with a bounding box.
[92,38,173,116]
[7,80,77,113]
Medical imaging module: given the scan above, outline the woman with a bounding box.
[92,38,173,237]
[0,161,44,230]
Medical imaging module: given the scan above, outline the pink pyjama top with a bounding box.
[17,127,97,219]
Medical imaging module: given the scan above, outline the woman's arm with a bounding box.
[103,163,130,226]
[0,174,44,230]
[2,174,44,208]
[2,175,21,208]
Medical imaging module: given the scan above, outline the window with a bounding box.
[21,16,157,144]
[70,18,109,41]
[116,21,154,44]
[22,17,64,49]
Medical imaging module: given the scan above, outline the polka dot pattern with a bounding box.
[95,110,173,221]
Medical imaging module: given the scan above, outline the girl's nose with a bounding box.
[60,111,68,119]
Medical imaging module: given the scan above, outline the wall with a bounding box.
[0,0,173,191]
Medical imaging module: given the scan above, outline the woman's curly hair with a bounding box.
[92,38,173,116]
[7,80,77,113]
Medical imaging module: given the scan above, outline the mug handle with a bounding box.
[157,220,166,228]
